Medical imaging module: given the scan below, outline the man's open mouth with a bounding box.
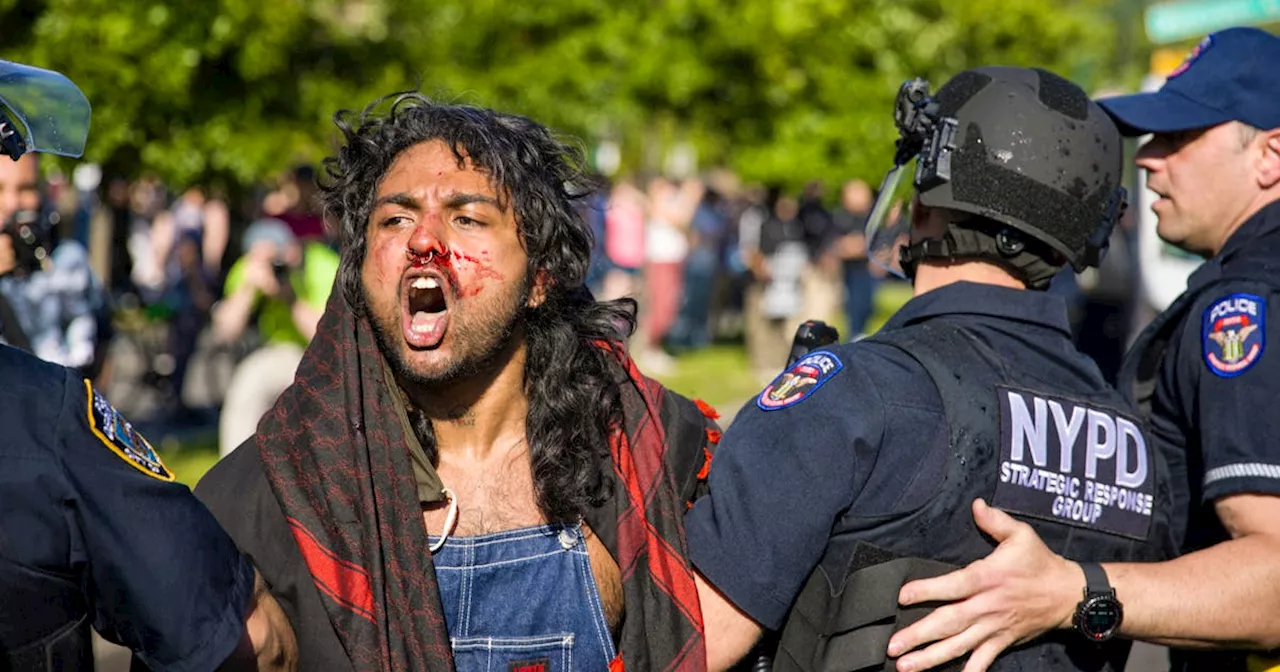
[402,271,450,349]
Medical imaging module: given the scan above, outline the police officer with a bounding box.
[885,27,1280,672]
[0,60,296,671]
[683,66,1180,671]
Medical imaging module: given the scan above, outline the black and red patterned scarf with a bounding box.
[254,289,710,671]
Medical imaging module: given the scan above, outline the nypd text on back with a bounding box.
[995,387,1155,540]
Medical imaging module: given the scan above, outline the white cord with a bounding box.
[429,487,458,554]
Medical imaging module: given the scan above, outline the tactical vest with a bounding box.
[1118,232,1280,672]
[0,555,93,671]
[776,319,1177,672]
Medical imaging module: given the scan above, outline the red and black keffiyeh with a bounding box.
[253,289,714,671]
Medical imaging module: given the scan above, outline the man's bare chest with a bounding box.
[420,460,624,634]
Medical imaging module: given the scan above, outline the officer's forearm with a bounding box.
[1104,532,1280,650]
[217,571,298,672]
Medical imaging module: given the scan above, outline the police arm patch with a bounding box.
[84,380,174,481]
[1202,292,1266,378]
[757,351,843,411]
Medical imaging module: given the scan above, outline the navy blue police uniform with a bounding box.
[0,343,254,672]
[686,281,1178,671]
[1119,200,1280,671]
[1092,26,1280,669]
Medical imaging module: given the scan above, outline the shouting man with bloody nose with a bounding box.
[197,93,722,672]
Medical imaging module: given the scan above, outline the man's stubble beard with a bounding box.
[364,275,532,393]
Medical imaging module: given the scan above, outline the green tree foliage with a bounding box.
[0,0,1136,191]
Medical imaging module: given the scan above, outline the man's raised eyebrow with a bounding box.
[443,193,503,210]
[372,192,420,210]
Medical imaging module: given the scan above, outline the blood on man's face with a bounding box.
[362,140,532,387]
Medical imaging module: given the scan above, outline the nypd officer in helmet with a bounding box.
[0,61,296,671]
[887,27,1280,672]
[683,66,1181,671]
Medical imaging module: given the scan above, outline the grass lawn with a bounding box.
[649,279,912,412]
[158,435,222,489]
[161,280,914,488]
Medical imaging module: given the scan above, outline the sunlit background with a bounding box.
[2,0,1271,667]
[0,0,1266,502]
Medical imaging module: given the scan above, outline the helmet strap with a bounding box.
[899,218,1063,290]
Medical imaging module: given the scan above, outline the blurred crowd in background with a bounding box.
[2,151,1147,457]
[584,168,1142,386]
[0,159,339,454]
[583,173,893,383]
[0,0,1190,455]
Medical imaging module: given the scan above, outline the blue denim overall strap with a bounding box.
[428,523,617,672]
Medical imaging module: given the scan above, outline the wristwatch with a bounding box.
[1073,562,1123,642]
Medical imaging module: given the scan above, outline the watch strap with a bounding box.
[1079,562,1112,594]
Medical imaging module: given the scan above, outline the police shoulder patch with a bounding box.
[1202,292,1266,378]
[757,350,843,411]
[84,381,174,481]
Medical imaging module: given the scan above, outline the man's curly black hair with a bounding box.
[319,93,636,524]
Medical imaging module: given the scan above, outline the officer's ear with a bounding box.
[1255,127,1280,190]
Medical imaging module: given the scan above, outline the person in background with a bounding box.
[582,176,612,295]
[125,176,169,303]
[743,191,809,384]
[600,175,648,303]
[0,153,108,381]
[669,188,728,351]
[151,185,230,284]
[102,177,136,296]
[831,178,879,338]
[638,175,703,374]
[213,218,338,455]
[275,165,329,243]
[797,181,841,328]
[161,228,217,421]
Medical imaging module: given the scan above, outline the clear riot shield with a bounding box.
[864,77,935,278]
[863,159,914,278]
[0,61,91,159]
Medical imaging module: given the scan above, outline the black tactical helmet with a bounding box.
[866,67,1127,286]
[919,66,1126,270]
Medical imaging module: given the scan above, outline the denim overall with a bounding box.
[429,523,617,671]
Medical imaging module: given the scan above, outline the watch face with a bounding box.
[1079,596,1122,641]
